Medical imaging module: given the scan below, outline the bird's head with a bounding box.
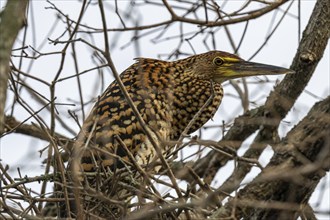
[185,51,294,83]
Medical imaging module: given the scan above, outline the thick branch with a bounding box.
[0,0,28,133]
[3,116,70,145]
[215,96,330,219]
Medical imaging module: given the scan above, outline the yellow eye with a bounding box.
[213,57,224,66]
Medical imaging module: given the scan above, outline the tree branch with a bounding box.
[214,95,330,219]
[0,0,29,133]
[3,115,70,145]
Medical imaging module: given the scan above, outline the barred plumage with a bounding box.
[59,50,293,218]
[74,52,226,173]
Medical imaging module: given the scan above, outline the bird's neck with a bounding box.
[170,68,224,140]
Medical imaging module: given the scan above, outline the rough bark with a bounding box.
[0,0,29,134]
[214,96,330,219]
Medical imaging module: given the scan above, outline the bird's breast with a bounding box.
[171,79,223,139]
[73,60,224,173]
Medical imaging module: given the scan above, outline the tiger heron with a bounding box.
[65,50,294,218]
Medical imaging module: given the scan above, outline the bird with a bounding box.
[60,50,293,218]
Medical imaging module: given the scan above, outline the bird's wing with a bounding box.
[72,59,174,172]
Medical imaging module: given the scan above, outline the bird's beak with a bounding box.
[214,60,295,82]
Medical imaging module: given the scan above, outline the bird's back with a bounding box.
[73,56,224,173]
[74,58,176,172]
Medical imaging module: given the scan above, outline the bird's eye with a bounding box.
[213,57,224,66]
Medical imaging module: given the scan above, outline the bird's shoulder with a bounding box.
[75,58,175,170]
